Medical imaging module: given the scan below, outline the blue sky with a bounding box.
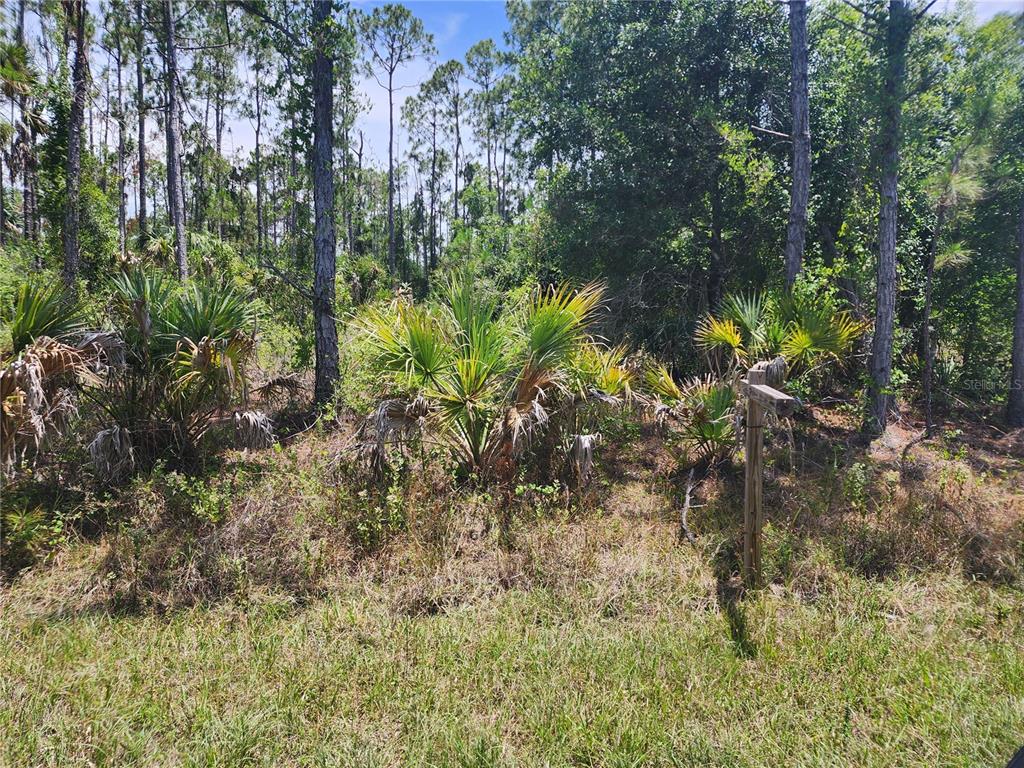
[23,0,1022,169]
[218,1,511,165]
[352,0,511,165]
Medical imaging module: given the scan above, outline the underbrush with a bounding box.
[5,405,1021,618]
[2,403,1023,765]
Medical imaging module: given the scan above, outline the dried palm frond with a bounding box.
[77,331,126,371]
[88,425,135,482]
[566,433,601,486]
[233,410,275,450]
[253,375,304,406]
[21,337,95,385]
[500,396,550,457]
[2,337,99,469]
[359,396,430,476]
[47,387,79,434]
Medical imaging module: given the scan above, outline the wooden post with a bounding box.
[740,359,797,588]
[743,366,766,586]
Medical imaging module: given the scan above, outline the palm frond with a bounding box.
[645,364,683,404]
[524,281,605,371]
[164,283,258,347]
[362,303,452,387]
[7,281,84,355]
[233,410,275,450]
[88,426,136,482]
[781,306,864,370]
[720,291,766,346]
[679,375,737,460]
[572,343,633,400]
[695,315,744,357]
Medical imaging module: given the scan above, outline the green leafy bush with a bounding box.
[695,287,865,377]
[358,273,631,482]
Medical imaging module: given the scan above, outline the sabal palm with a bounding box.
[108,269,258,447]
[695,289,863,374]
[6,281,85,355]
[363,275,617,477]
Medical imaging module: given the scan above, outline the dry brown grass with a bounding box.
[4,404,1022,622]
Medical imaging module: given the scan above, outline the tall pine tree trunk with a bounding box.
[429,112,437,282]
[116,25,127,263]
[1008,196,1024,428]
[342,77,354,255]
[255,55,265,262]
[453,95,461,223]
[355,131,364,250]
[866,0,911,434]
[62,1,88,289]
[136,0,147,240]
[215,58,225,240]
[311,0,340,406]
[387,70,396,275]
[0,156,6,247]
[17,0,33,245]
[783,0,810,289]
[163,0,187,279]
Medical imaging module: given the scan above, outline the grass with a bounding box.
[3,408,1023,766]
[3,521,1023,767]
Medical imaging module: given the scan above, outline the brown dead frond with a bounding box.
[566,433,601,487]
[253,375,305,406]
[359,396,430,477]
[2,337,100,470]
[233,410,276,450]
[88,426,136,483]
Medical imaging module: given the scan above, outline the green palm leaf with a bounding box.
[7,281,84,355]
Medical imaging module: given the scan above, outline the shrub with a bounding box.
[2,270,269,481]
[358,273,632,485]
[695,288,865,378]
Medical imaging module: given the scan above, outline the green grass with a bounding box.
[3,528,1023,767]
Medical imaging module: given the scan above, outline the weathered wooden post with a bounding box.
[740,359,797,587]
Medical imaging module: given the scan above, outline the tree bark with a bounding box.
[254,54,265,262]
[387,69,397,275]
[311,0,340,407]
[342,76,354,255]
[866,0,911,435]
[783,0,810,290]
[0,157,6,247]
[135,0,147,241]
[62,1,88,289]
[453,91,461,223]
[1008,196,1024,428]
[116,21,127,264]
[163,0,188,279]
[429,107,437,283]
[17,0,33,245]
[215,54,226,240]
[355,130,363,251]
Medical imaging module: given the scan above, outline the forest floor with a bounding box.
[2,404,1024,767]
